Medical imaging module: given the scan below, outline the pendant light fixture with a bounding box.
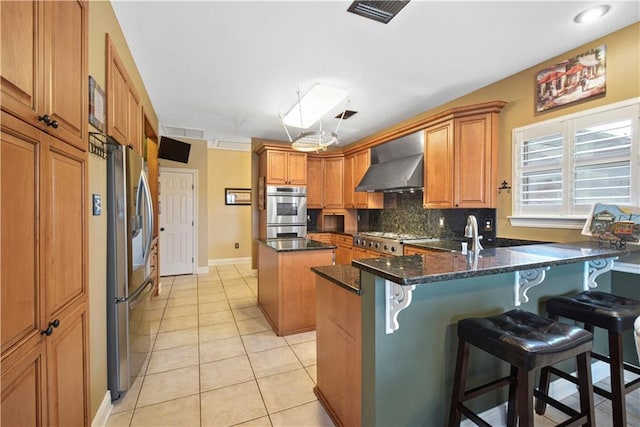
[279,83,350,153]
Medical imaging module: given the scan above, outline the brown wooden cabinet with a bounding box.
[353,150,383,209]
[403,245,440,256]
[1,96,89,426]
[264,150,307,185]
[307,232,332,244]
[0,0,88,151]
[307,156,323,208]
[323,157,344,208]
[106,34,143,154]
[335,235,353,265]
[343,155,355,208]
[315,275,361,427]
[423,107,503,209]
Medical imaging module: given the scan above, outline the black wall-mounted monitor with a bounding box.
[158,136,191,164]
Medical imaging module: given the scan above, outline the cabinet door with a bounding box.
[335,244,352,265]
[46,303,89,427]
[343,155,355,208]
[323,157,344,208]
[307,157,323,208]
[424,121,454,208]
[0,0,41,125]
[266,151,288,184]
[44,138,87,317]
[1,116,44,356]
[354,150,383,209]
[42,0,88,150]
[106,35,129,145]
[454,114,494,208]
[287,152,307,185]
[128,86,142,153]
[1,341,47,427]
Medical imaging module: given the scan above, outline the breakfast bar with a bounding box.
[312,241,640,426]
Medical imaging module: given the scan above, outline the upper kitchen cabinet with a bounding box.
[353,150,383,209]
[307,156,323,208]
[323,156,344,208]
[343,155,355,208]
[423,102,506,209]
[257,146,307,185]
[0,0,88,150]
[106,34,143,154]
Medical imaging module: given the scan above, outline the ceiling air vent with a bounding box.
[347,1,410,24]
[335,110,358,120]
[162,125,205,139]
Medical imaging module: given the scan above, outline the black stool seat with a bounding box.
[546,290,640,332]
[459,309,593,370]
[450,309,595,427]
[538,291,640,426]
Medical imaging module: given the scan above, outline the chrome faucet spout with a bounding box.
[465,215,484,252]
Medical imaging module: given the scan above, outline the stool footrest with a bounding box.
[591,351,640,376]
[534,389,580,418]
[458,405,492,427]
[462,376,513,402]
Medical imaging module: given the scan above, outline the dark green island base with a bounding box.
[344,241,640,426]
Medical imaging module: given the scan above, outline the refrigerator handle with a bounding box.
[137,171,154,266]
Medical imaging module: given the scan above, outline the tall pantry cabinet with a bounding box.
[1,1,90,426]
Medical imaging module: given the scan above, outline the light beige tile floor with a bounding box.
[106,263,640,427]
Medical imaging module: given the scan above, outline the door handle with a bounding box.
[160,227,165,231]
[41,319,60,336]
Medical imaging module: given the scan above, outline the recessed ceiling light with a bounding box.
[574,4,610,23]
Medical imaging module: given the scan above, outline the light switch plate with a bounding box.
[93,194,102,216]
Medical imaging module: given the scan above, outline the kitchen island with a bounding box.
[312,241,640,426]
[257,238,335,335]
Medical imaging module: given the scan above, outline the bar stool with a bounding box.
[449,309,595,427]
[536,291,640,426]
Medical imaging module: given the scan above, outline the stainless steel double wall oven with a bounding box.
[266,185,307,239]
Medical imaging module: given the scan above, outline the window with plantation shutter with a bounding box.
[511,99,639,228]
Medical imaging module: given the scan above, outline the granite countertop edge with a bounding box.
[257,238,336,252]
[352,242,640,286]
[311,265,361,295]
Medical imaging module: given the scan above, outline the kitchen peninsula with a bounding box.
[312,241,640,426]
[257,238,335,335]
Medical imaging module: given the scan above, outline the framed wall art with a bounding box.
[88,75,105,131]
[536,45,606,112]
[225,188,251,205]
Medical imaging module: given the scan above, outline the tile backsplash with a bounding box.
[358,192,496,240]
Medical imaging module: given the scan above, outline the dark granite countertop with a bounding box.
[311,265,361,295]
[258,238,336,252]
[352,241,640,286]
[307,230,354,236]
[404,237,547,252]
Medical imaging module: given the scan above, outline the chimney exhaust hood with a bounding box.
[355,131,424,193]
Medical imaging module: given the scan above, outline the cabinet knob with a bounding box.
[49,120,58,129]
[41,319,60,336]
[37,114,58,128]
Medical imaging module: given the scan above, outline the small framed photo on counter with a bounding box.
[225,188,251,205]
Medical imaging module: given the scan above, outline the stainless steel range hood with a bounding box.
[355,131,424,192]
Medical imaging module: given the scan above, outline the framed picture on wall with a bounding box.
[535,44,606,112]
[88,75,105,131]
[225,188,251,205]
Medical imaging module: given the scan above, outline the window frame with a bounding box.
[510,98,640,229]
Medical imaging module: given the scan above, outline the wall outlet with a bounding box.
[484,218,493,231]
[234,243,240,249]
[438,217,445,228]
[92,194,101,216]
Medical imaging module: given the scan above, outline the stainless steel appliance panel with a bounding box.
[266,185,307,225]
[266,224,307,240]
[107,142,154,400]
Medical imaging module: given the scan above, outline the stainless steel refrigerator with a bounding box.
[106,141,154,400]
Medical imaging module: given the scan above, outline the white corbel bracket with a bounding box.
[514,267,550,306]
[583,257,617,290]
[385,280,416,334]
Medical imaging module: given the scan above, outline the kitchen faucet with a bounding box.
[464,215,484,252]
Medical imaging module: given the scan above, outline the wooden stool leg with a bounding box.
[609,331,627,427]
[576,351,595,427]
[448,339,470,427]
[506,366,517,426]
[516,368,535,427]
[535,365,551,415]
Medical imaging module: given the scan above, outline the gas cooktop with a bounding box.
[353,232,436,256]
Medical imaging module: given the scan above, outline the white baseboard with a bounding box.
[460,361,609,427]
[197,266,210,274]
[208,257,251,266]
[91,391,113,427]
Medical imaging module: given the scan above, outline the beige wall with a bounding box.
[159,138,209,269]
[413,23,640,242]
[207,149,252,261]
[88,1,159,418]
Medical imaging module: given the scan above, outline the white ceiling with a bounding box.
[111,1,639,148]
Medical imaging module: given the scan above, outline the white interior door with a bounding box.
[159,169,195,276]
